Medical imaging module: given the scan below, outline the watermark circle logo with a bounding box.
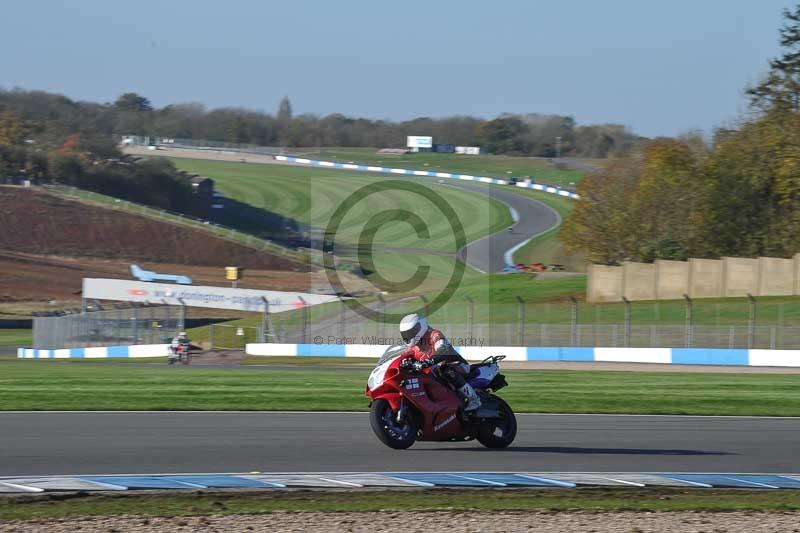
[322,180,466,322]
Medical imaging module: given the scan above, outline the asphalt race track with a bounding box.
[0,412,797,476]
[440,181,561,273]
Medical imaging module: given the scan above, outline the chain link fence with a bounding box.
[208,324,261,350]
[33,306,183,349]
[265,296,800,350]
[270,321,800,350]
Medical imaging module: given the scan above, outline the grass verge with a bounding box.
[1,488,799,521]
[0,329,31,347]
[1,361,799,415]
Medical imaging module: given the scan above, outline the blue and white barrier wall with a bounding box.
[17,344,171,359]
[246,344,800,367]
[274,155,580,199]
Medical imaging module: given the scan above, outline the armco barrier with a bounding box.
[274,156,580,199]
[17,344,170,359]
[245,343,800,367]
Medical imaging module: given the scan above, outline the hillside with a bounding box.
[0,251,317,317]
[0,186,309,271]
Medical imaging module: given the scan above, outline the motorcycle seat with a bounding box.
[467,363,499,389]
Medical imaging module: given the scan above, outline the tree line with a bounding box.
[0,105,195,212]
[0,90,645,159]
[561,5,800,264]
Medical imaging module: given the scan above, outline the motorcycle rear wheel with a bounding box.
[476,396,517,448]
[369,399,418,450]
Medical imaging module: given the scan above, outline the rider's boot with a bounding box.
[458,383,481,412]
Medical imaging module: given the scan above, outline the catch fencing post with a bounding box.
[418,295,429,317]
[261,297,273,343]
[132,310,138,344]
[747,293,757,349]
[378,294,386,339]
[300,296,309,344]
[148,305,155,344]
[209,324,215,350]
[178,298,186,332]
[516,296,526,346]
[622,297,631,348]
[570,296,578,347]
[683,294,693,348]
[465,297,474,342]
[338,297,346,340]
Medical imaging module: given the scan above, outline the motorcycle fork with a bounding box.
[396,398,407,424]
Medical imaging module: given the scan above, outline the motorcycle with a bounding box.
[365,345,517,450]
[168,343,190,365]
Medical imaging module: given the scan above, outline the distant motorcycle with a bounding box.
[366,345,516,450]
[168,343,190,365]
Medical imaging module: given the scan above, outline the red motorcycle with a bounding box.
[168,343,190,365]
[366,345,517,450]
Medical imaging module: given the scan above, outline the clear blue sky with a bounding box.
[0,0,789,137]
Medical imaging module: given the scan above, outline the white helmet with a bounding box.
[399,313,428,346]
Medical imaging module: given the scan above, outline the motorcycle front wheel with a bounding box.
[476,396,517,448]
[369,399,418,450]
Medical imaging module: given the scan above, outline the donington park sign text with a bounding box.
[82,278,340,313]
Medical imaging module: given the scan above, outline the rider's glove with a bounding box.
[412,360,433,372]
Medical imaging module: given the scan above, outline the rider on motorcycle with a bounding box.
[399,313,481,412]
[170,331,190,358]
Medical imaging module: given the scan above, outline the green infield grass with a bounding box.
[1,360,799,415]
[170,158,513,282]
[0,329,31,347]
[1,488,798,521]
[170,159,512,253]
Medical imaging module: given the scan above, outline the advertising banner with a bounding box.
[455,146,481,155]
[406,136,433,148]
[82,278,340,313]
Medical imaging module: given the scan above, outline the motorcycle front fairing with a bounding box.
[399,369,464,441]
[366,346,466,441]
[366,354,404,410]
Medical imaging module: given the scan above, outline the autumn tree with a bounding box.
[630,139,707,261]
[703,113,800,257]
[747,5,800,112]
[477,117,527,154]
[0,112,25,146]
[114,92,153,113]
[277,95,293,122]
[560,139,707,264]
[560,152,645,264]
